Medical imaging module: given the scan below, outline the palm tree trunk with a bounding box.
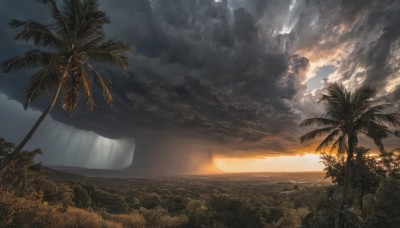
[343,132,356,204]
[0,71,67,172]
[343,153,352,204]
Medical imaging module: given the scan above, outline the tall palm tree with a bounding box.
[1,0,131,171]
[299,83,400,203]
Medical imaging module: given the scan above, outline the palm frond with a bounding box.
[24,67,59,109]
[351,86,378,120]
[86,39,131,70]
[63,0,110,42]
[98,38,132,51]
[76,10,109,42]
[360,121,391,151]
[300,127,337,144]
[355,103,392,121]
[331,134,347,155]
[320,83,351,120]
[320,83,350,105]
[299,117,339,127]
[80,72,96,111]
[8,19,28,28]
[2,50,57,72]
[61,72,80,113]
[372,113,400,127]
[359,121,390,137]
[86,64,113,105]
[351,86,375,106]
[10,19,64,48]
[37,0,70,39]
[316,129,341,152]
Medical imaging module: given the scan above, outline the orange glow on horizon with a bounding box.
[213,153,324,173]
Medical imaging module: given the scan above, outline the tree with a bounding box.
[379,149,400,178]
[0,138,43,196]
[1,0,131,171]
[363,177,400,227]
[299,83,400,203]
[302,189,362,228]
[209,195,263,228]
[321,148,386,211]
[72,184,92,208]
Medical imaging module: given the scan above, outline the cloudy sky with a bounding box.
[0,0,399,174]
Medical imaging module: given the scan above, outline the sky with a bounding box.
[0,0,399,174]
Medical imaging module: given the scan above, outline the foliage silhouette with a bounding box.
[300,82,400,202]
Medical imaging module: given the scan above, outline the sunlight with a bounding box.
[213,153,324,173]
[278,0,297,34]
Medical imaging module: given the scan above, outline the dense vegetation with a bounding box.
[299,149,400,228]
[1,137,399,227]
[0,138,329,227]
[300,83,400,228]
[300,83,400,204]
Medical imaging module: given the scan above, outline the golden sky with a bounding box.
[213,153,324,172]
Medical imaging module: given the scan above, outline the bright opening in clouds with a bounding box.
[214,154,324,173]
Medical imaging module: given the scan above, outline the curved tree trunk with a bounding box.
[0,71,67,172]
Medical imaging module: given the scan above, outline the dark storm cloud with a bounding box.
[47,0,306,156]
[1,0,399,162]
[292,0,400,98]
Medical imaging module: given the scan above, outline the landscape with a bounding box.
[1,0,400,227]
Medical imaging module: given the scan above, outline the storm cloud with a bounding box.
[0,0,399,172]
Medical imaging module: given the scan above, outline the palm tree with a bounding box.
[1,0,131,171]
[299,83,400,203]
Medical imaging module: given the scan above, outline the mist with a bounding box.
[126,134,220,175]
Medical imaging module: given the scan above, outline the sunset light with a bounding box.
[214,153,324,173]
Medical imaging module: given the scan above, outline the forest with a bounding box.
[0,137,323,227]
[1,137,400,227]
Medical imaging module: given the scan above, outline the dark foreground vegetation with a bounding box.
[1,138,400,227]
[299,83,400,227]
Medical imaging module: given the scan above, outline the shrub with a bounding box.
[91,189,129,213]
[363,177,400,227]
[209,195,263,228]
[184,199,210,227]
[141,193,161,209]
[72,184,92,208]
[139,207,188,227]
[0,192,122,228]
[109,212,146,228]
